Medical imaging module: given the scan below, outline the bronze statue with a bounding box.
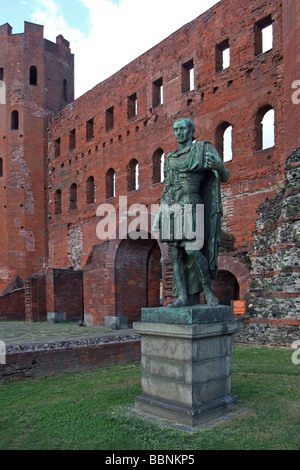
[153,118,230,308]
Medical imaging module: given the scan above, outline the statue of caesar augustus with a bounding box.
[153,118,230,308]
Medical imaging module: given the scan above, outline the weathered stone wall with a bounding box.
[236,318,300,347]
[236,148,300,346]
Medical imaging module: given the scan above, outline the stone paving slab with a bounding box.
[0,321,135,346]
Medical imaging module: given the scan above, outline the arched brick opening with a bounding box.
[115,236,161,327]
[152,148,165,184]
[212,270,240,306]
[83,209,164,328]
[199,256,249,306]
[217,255,250,302]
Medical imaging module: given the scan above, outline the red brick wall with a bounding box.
[83,242,117,325]
[48,0,285,259]
[0,22,74,290]
[1,0,299,332]
[46,268,83,321]
[46,0,288,322]
[115,238,161,326]
[83,238,161,326]
[0,340,141,383]
[282,0,300,155]
[0,289,25,320]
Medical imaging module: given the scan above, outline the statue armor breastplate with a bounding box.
[163,170,205,206]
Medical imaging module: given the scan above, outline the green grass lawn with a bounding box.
[0,345,299,450]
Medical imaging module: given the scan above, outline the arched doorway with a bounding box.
[212,270,240,306]
[115,237,161,326]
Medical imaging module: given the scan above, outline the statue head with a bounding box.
[173,118,195,146]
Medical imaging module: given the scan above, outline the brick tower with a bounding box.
[0,22,74,291]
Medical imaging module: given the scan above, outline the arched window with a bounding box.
[29,66,37,86]
[127,159,139,192]
[215,122,233,162]
[69,183,77,211]
[261,108,275,150]
[54,189,62,215]
[0,158,3,177]
[11,110,19,130]
[256,106,275,151]
[153,148,165,184]
[106,168,116,199]
[86,176,95,205]
[223,126,233,162]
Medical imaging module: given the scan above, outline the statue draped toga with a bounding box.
[153,118,230,308]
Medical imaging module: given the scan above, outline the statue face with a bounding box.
[173,120,193,145]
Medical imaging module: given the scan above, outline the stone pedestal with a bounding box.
[47,312,66,323]
[105,315,129,330]
[133,305,239,428]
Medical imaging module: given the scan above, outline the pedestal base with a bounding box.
[134,393,238,428]
[47,312,66,323]
[105,315,128,329]
[133,305,239,428]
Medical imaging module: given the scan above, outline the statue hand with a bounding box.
[205,152,222,171]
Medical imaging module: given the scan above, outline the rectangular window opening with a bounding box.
[128,93,137,119]
[69,129,76,150]
[106,107,114,131]
[86,118,94,141]
[30,66,37,86]
[182,59,194,93]
[54,138,61,158]
[216,39,230,72]
[153,77,163,108]
[255,16,273,55]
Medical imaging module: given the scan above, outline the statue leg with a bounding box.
[186,249,219,307]
[168,245,190,308]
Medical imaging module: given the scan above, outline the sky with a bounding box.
[1,0,220,98]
